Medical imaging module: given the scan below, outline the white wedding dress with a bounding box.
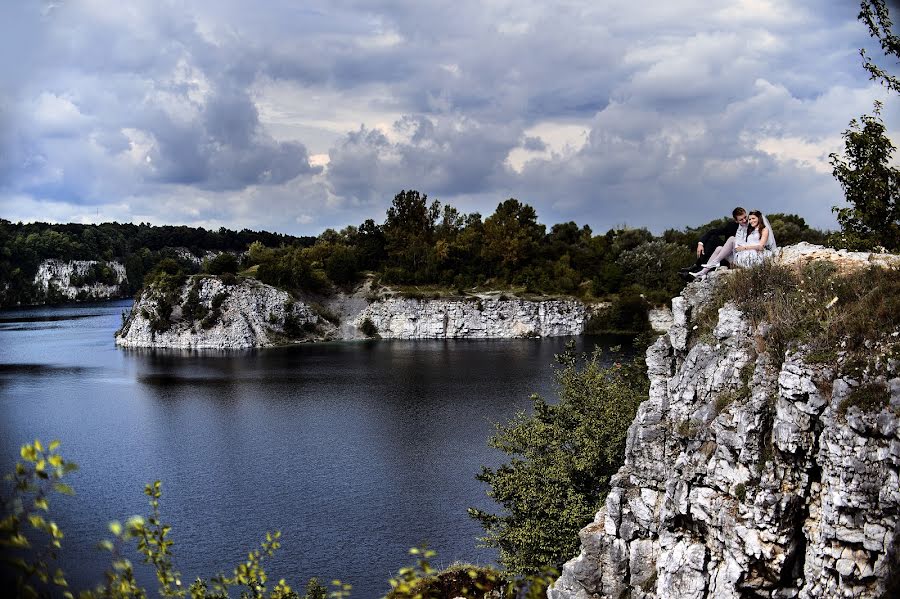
[733,228,771,268]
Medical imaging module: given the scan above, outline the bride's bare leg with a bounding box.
[716,237,736,262]
[697,237,736,275]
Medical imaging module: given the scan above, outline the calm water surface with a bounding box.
[0,300,629,597]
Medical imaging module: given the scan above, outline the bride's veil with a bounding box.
[762,214,777,251]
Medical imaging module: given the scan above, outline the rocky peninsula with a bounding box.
[115,276,593,348]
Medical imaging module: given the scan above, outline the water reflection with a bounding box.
[0,300,633,597]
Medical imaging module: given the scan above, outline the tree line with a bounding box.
[0,220,313,306]
[0,199,828,312]
[245,192,828,302]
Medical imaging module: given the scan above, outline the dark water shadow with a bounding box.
[0,363,97,377]
[0,314,98,324]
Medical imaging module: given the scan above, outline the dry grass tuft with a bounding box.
[689,261,898,413]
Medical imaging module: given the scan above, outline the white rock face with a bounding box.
[549,253,900,599]
[116,276,327,349]
[778,242,900,270]
[34,259,127,301]
[118,277,589,348]
[354,297,586,339]
[649,307,674,333]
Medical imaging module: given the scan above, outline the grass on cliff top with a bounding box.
[693,260,900,377]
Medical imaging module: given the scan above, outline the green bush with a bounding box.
[282,313,307,337]
[385,547,555,599]
[181,278,209,323]
[203,253,239,275]
[586,290,650,334]
[70,262,120,287]
[839,382,891,416]
[0,440,338,599]
[200,291,228,329]
[617,240,693,297]
[469,343,648,576]
[324,245,360,285]
[360,317,379,338]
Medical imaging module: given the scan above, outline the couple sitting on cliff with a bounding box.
[679,207,778,281]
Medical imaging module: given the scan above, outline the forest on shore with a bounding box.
[0,191,827,316]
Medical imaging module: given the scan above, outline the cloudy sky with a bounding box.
[1,0,898,235]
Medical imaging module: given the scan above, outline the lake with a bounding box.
[0,300,629,597]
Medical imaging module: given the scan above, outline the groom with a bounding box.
[680,207,748,278]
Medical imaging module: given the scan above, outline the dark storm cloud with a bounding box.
[312,0,894,231]
[139,85,320,190]
[325,113,520,206]
[1,0,895,234]
[2,0,318,208]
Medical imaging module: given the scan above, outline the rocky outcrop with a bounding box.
[550,261,899,598]
[354,297,586,339]
[649,307,674,333]
[116,276,591,347]
[778,242,900,271]
[34,259,127,301]
[169,247,242,266]
[116,276,330,349]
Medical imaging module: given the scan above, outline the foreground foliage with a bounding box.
[469,343,650,576]
[829,103,900,252]
[385,548,556,599]
[1,441,560,599]
[829,1,900,252]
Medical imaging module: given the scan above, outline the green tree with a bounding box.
[617,240,693,298]
[204,253,239,276]
[469,345,648,576]
[257,247,329,293]
[324,245,359,285]
[765,213,827,247]
[829,103,900,250]
[481,199,545,278]
[383,190,440,280]
[354,219,386,271]
[859,0,900,94]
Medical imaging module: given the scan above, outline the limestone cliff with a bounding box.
[116,276,330,349]
[116,277,591,348]
[355,297,586,339]
[550,250,899,599]
[34,259,127,301]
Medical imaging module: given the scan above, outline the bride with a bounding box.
[692,210,777,277]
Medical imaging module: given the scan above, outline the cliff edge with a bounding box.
[550,246,899,599]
